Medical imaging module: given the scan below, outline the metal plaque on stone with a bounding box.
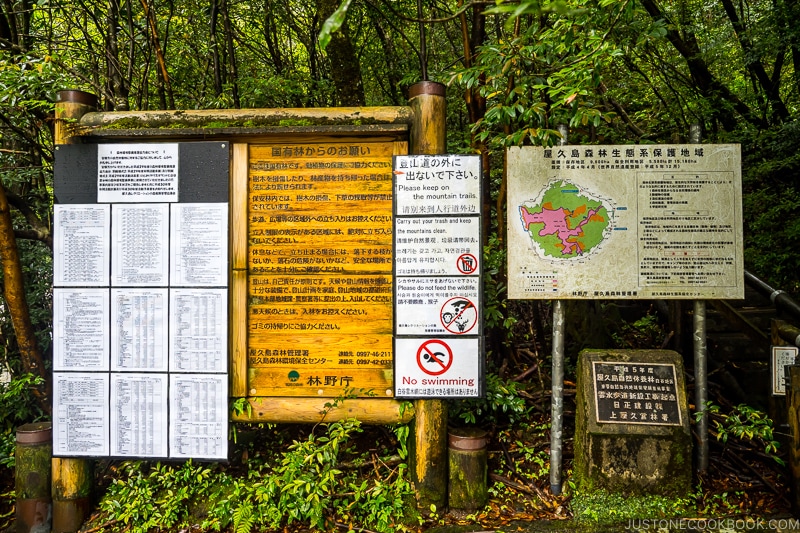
[592,361,681,426]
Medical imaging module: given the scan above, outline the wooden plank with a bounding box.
[249,274,393,304]
[246,139,396,397]
[248,304,392,334]
[80,107,415,128]
[248,333,392,367]
[231,397,415,424]
[230,269,248,397]
[248,367,393,397]
[786,365,800,514]
[230,143,249,271]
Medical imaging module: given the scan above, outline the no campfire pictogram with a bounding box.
[457,253,478,274]
[416,340,453,376]
[440,297,477,334]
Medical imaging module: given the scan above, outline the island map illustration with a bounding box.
[518,179,614,260]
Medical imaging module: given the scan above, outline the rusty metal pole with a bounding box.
[52,89,97,533]
[549,124,569,496]
[408,81,448,511]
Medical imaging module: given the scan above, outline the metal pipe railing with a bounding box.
[744,270,800,321]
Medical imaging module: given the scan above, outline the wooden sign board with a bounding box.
[246,141,401,397]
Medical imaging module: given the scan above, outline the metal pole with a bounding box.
[694,300,708,472]
[550,300,566,495]
[550,123,569,495]
[689,122,709,472]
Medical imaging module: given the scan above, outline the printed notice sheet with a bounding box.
[53,288,110,371]
[111,288,168,371]
[53,372,109,456]
[54,204,110,286]
[98,143,179,203]
[169,289,227,372]
[111,204,169,286]
[111,373,168,457]
[169,374,227,459]
[170,203,228,286]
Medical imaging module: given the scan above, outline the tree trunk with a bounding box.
[316,0,365,106]
[219,0,240,107]
[0,183,48,414]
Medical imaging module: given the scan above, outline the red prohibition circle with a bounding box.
[440,297,477,334]
[416,340,453,376]
[456,253,478,274]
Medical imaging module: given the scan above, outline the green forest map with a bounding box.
[519,181,611,259]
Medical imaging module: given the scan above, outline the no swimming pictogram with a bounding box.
[416,339,453,376]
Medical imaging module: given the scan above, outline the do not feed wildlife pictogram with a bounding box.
[440,297,477,334]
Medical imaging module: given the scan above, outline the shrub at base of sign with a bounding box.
[572,349,692,498]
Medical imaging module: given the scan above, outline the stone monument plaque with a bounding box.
[592,361,681,426]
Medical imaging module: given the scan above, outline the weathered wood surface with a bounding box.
[52,457,93,533]
[78,107,414,129]
[407,82,449,511]
[786,365,800,514]
[231,397,414,424]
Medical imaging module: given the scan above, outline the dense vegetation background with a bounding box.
[0,0,799,529]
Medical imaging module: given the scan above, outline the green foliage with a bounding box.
[449,373,529,427]
[483,234,516,343]
[0,373,45,467]
[732,122,800,294]
[609,311,666,349]
[97,419,416,533]
[571,489,693,524]
[698,402,784,464]
[99,461,217,532]
[450,0,626,149]
[496,419,551,482]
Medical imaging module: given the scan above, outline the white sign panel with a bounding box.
[112,204,170,286]
[170,203,228,286]
[169,374,228,460]
[772,346,799,396]
[53,372,109,456]
[395,277,480,336]
[54,204,110,286]
[169,289,227,373]
[53,288,110,371]
[393,155,481,215]
[98,143,179,203]
[111,373,168,457]
[394,337,481,397]
[394,216,480,276]
[111,288,168,371]
[507,145,743,299]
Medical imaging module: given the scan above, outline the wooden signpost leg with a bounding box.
[53,89,98,533]
[408,81,448,511]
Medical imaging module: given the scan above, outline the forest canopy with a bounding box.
[0,0,799,411]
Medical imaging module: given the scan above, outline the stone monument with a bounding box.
[573,349,692,496]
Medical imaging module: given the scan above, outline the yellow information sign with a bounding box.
[247,142,397,397]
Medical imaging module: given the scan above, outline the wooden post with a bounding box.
[53,89,97,533]
[787,365,800,514]
[408,81,448,511]
[447,428,488,511]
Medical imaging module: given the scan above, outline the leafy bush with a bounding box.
[95,419,416,533]
[449,373,529,427]
[0,372,45,467]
